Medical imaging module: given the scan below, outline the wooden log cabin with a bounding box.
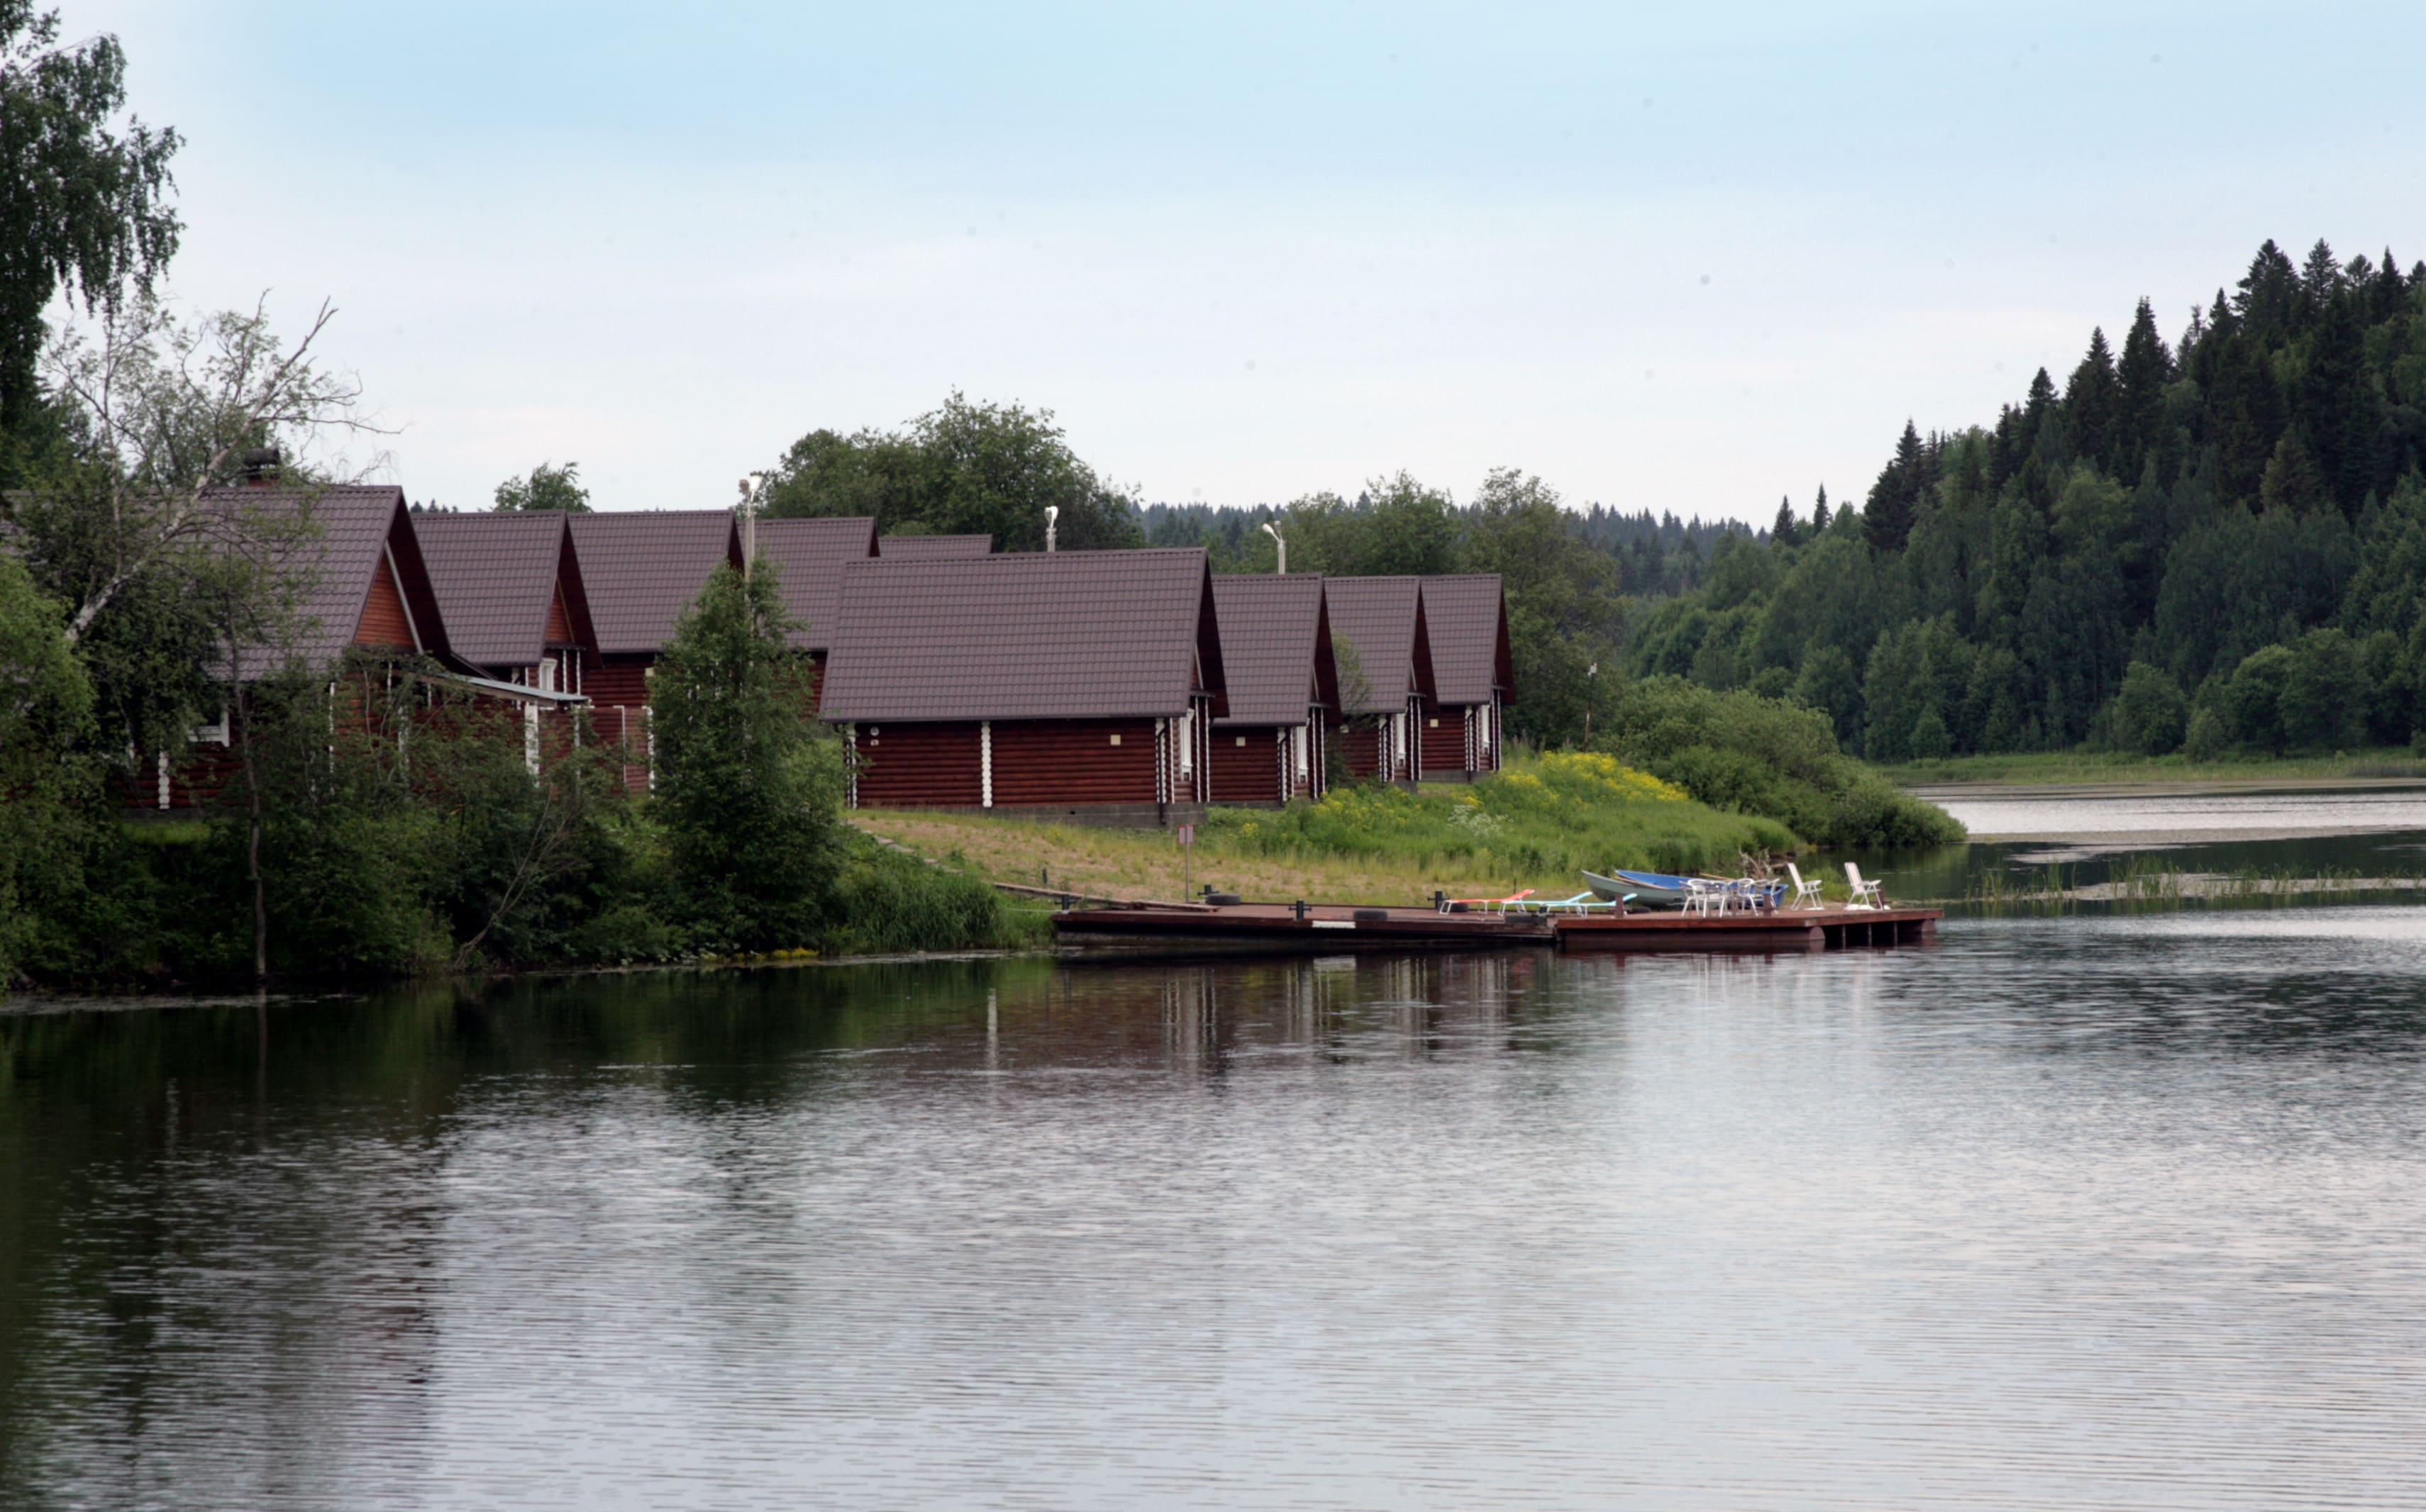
[1319,576,1438,784]
[755,516,877,706]
[565,510,743,789]
[818,548,1227,825]
[412,509,601,772]
[144,485,460,811]
[875,533,992,560]
[1207,573,1337,805]
[1417,574,1513,779]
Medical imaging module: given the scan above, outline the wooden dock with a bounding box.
[1549,906,1939,952]
[1053,900,1554,951]
[1051,900,1942,954]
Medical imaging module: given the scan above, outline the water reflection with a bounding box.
[5,925,2426,1508]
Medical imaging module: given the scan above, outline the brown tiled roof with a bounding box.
[819,549,1223,722]
[755,516,876,652]
[1322,576,1434,713]
[566,510,738,655]
[413,511,575,669]
[1209,574,1333,726]
[877,533,992,560]
[198,486,445,679]
[1421,574,1512,705]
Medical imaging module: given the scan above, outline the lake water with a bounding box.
[8,796,2426,1509]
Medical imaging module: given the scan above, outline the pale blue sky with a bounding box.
[65,2,2426,519]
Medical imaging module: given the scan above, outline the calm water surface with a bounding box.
[7,819,2426,1508]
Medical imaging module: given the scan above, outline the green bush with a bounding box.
[2110,660,2189,755]
[1595,677,1963,847]
[829,838,1011,954]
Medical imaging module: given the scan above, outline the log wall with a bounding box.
[854,721,982,808]
[1209,727,1287,804]
[992,718,1160,806]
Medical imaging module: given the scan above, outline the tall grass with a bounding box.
[1200,751,1797,888]
[829,836,1027,953]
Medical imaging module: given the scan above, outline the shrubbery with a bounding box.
[1593,677,1964,847]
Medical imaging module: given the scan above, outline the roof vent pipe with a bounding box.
[736,473,762,579]
[1261,521,1285,574]
[1044,505,1058,553]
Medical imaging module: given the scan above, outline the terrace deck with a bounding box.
[1051,901,1942,954]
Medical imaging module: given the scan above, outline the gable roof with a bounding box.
[1421,574,1513,705]
[755,516,877,652]
[199,485,448,680]
[566,510,740,656]
[877,533,992,560]
[1209,574,1335,726]
[819,548,1224,723]
[1321,576,1434,713]
[413,511,597,669]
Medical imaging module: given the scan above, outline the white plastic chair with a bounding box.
[1842,863,1884,910]
[1785,863,1824,910]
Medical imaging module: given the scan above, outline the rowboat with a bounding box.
[1583,869,1784,911]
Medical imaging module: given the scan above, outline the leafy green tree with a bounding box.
[650,563,845,949]
[2109,660,2188,755]
[492,460,591,511]
[760,392,1141,551]
[1789,645,1863,752]
[1458,468,1623,747]
[2221,644,2293,752]
[0,3,181,449]
[0,550,95,982]
[2278,628,2366,750]
[1908,706,1951,760]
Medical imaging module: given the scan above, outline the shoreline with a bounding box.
[1906,775,2426,802]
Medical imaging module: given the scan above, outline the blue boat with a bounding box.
[1583,868,1783,911]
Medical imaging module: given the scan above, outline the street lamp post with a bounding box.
[1585,661,1597,745]
[1261,521,1286,574]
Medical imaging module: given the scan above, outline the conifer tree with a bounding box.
[1810,484,1830,535]
[2235,240,2300,338]
[2064,328,2122,472]
[2258,430,2328,516]
[2298,238,2343,316]
[2115,298,2173,474]
[1863,421,1924,553]
[1770,495,1799,546]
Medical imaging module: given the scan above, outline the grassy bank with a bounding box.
[854,752,1800,907]
[1882,747,2426,787]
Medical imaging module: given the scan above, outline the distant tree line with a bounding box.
[1629,237,2426,762]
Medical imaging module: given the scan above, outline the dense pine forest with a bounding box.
[1631,238,2426,762]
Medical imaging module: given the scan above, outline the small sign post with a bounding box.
[1178,823,1195,900]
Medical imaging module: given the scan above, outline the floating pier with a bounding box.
[1550,906,1939,952]
[1051,900,1942,954]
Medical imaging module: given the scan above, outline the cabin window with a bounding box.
[1108,733,1121,746]
[1428,717,1439,728]
[540,657,560,694]
[1235,735,1247,747]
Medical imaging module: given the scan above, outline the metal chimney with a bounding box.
[1044,505,1058,553]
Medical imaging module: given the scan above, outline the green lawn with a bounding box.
[853,752,1807,908]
